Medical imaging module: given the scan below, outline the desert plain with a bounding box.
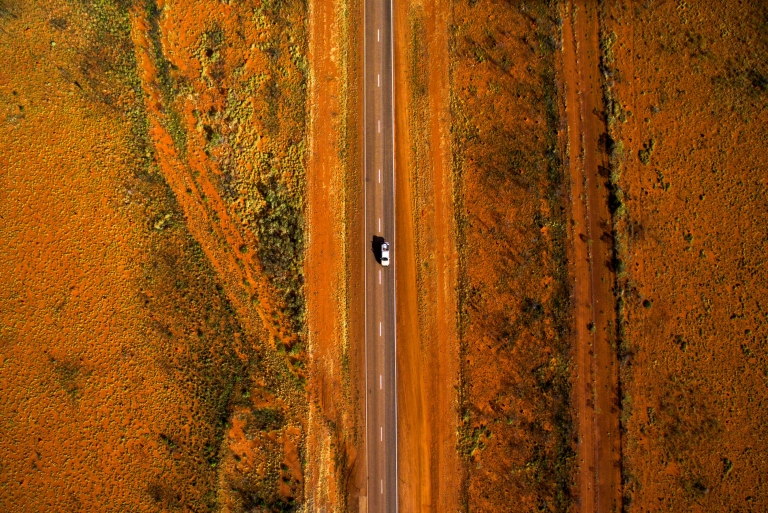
[0,0,766,512]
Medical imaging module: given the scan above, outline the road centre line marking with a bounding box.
[378,218,381,232]
[381,427,383,441]
[381,480,383,494]
[378,169,381,183]
[380,375,382,389]
[378,29,380,42]
[378,119,380,133]
[378,74,380,87]
[379,322,382,336]
[379,269,381,284]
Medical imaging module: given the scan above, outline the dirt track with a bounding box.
[561,2,621,511]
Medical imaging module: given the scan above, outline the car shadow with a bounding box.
[371,235,385,264]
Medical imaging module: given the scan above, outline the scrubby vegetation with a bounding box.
[449,1,574,510]
[0,0,311,510]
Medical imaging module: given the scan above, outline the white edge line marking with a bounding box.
[390,0,399,505]
[363,0,369,502]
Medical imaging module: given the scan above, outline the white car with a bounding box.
[381,242,390,266]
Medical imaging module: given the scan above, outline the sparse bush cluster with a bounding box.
[191,0,309,342]
[598,20,632,368]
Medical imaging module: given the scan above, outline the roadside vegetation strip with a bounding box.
[449,2,574,511]
[594,9,633,509]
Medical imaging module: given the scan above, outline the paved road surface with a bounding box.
[363,0,397,508]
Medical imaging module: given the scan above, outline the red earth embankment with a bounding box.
[306,0,365,507]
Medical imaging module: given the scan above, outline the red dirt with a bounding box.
[560,2,621,511]
[5,0,766,511]
[1,0,312,510]
[393,0,462,510]
[0,2,259,509]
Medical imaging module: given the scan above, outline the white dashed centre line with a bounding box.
[380,427,383,441]
[378,218,381,232]
[377,29,380,42]
[378,119,380,133]
[379,322,382,337]
[379,269,381,284]
[380,480,383,494]
[378,74,380,87]
[378,169,381,183]
[380,375,382,389]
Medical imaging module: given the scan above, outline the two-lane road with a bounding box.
[363,0,397,508]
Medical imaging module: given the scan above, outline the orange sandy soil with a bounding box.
[393,0,462,510]
[305,0,366,508]
[599,1,768,510]
[560,2,621,511]
[448,1,575,511]
[0,0,337,510]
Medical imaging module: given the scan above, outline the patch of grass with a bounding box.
[146,0,187,156]
[202,0,308,342]
[722,457,734,478]
[248,407,286,432]
[52,359,83,399]
[638,138,656,165]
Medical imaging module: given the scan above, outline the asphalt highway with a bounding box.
[363,0,397,508]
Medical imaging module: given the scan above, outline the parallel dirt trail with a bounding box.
[561,2,621,512]
[393,0,460,509]
[392,0,425,507]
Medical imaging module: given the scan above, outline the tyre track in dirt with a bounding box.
[392,0,461,510]
[560,2,621,512]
